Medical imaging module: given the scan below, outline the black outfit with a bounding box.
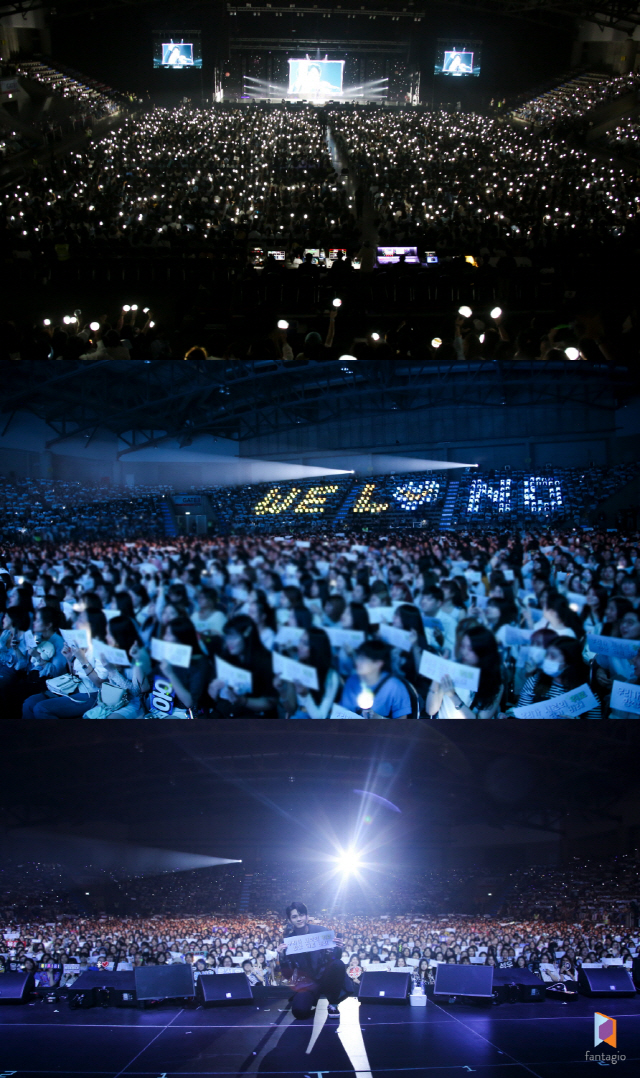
[280,924,355,1020]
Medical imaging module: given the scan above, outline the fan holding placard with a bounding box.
[425,626,503,719]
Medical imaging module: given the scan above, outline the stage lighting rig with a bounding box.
[227,3,424,16]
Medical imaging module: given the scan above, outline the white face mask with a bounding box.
[542,658,562,677]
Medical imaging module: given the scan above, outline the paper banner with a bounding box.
[60,628,89,650]
[513,682,599,719]
[151,638,192,669]
[273,651,319,691]
[504,626,533,647]
[378,623,414,652]
[330,704,364,720]
[366,606,396,625]
[92,641,131,667]
[610,680,640,715]
[285,930,335,956]
[418,650,480,692]
[326,628,366,650]
[215,656,253,695]
[275,626,306,648]
[586,635,640,660]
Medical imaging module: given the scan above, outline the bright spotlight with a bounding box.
[490,306,502,320]
[431,337,442,349]
[122,305,131,312]
[458,305,472,319]
[332,298,342,308]
[335,849,363,875]
[370,332,380,341]
[89,321,100,332]
[565,346,580,360]
[43,318,51,326]
[277,319,289,330]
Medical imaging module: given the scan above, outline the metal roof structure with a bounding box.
[1,359,633,457]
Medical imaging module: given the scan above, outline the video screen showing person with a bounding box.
[434,44,481,77]
[153,34,202,70]
[377,246,420,265]
[329,248,347,260]
[288,59,344,100]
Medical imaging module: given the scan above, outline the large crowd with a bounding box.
[1,902,638,991]
[2,91,638,362]
[1,520,639,718]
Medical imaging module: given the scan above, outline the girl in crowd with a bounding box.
[23,609,109,719]
[390,603,431,699]
[594,607,640,697]
[332,601,371,679]
[248,594,277,651]
[340,639,412,719]
[151,616,210,718]
[208,614,276,718]
[276,626,340,719]
[86,615,152,719]
[426,625,503,719]
[516,637,601,718]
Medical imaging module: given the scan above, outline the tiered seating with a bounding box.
[511,71,639,126]
[16,59,129,116]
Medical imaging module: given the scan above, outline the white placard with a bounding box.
[566,591,587,610]
[513,683,599,719]
[503,568,515,581]
[505,626,533,647]
[285,931,335,956]
[330,704,364,720]
[151,638,192,668]
[351,545,369,553]
[586,635,640,660]
[92,642,131,667]
[378,624,414,652]
[295,541,311,548]
[610,680,640,715]
[275,626,306,648]
[326,628,366,650]
[216,965,242,974]
[63,964,81,974]
[366,606,396,625]
[61,629,89,649]
[418,650,480,692]
[273,651,319,691]
[214,656,253,695]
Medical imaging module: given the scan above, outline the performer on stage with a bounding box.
[277,901,356,1019]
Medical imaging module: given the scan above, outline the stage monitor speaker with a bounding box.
[67,970,137,1009]
[358,971,411,1004]
[492,967,545,1002]
[134,963,195,1001]
[0,971,35,1003]
[578,967,636,997]
[434,964,494,999]
[198,973,253,1006]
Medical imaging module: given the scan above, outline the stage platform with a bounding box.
[0,988,638,1077]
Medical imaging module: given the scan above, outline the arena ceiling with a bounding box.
[0,359,630,454]
[1,723,638,844]
[1,0,638,31]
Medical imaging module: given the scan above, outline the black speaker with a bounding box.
[434,964,494,999]
[197,973,253,1006]
[134,963,195,1001]
[492,967,545,1003]
[67,971,137,1009]
[358,971,411,1004]
[0,972,35,1003]
[578,967,636,997]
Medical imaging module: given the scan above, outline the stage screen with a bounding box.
[153,34,202,70]
[377,246,420,265]
[288,59,344,99]
[434,44,481,77]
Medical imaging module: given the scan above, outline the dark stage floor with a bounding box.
[0,989,638,1078]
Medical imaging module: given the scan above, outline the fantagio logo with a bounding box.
[585,1012,625,1064]
[594,1012,616,1048]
